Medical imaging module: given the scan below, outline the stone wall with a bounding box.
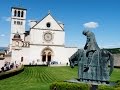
[113,54,120,66]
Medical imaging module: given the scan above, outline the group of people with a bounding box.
[1,61,19,72]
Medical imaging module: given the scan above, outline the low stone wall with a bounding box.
[0,65,24,80]
[113,54,120,66]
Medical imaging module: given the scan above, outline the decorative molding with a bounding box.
[43,31,53,42]
[30,44,65,47]
[31,28,64,32]
[22,41,30,47]
[11,18,25,20]
[65,46,77,48]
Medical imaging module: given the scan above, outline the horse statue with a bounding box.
[69,30,114,83]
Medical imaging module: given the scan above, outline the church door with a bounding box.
[47,52,51,62]
[41,48,53,64]
[42,52,46,62]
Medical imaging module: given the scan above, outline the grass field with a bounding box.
[0,66,120,90]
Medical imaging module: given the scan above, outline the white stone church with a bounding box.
[10,7,77,65]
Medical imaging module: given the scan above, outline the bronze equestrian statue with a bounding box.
[69,30,114,84]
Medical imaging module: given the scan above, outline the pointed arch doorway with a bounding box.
[41,47,53,64]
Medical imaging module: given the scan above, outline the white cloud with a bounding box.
[2,17,11,22]
[0,34,5,37]
[83,22,99,29]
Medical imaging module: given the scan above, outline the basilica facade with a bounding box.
[10,7,77,65]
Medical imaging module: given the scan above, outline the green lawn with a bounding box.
[0,66,120,90]
[110,68,120,81]
[0,66,77,90]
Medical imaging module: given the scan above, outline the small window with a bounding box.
[14,21,16,24]
[21,22,23,25]
[18,11,20,17]
[17,21,20,25]
[46,22,51,28]
[21,11,24,17]
[14,10,17,16]
[21,57,23,62]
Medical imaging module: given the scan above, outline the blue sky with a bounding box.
[0,0,120,48]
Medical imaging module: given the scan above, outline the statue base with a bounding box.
[65,78,116,86]
[77,78,109,85]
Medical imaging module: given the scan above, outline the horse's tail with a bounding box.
[108,51,114,76]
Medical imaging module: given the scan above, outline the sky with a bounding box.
[0,0,120,48]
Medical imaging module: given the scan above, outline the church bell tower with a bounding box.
[10,7,27,51]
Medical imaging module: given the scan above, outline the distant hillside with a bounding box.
[103,48,120,54]
[0,47,8,51]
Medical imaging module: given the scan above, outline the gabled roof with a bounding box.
[31,13,64,31]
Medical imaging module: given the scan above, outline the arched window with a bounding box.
[14,10,17,16]
[18,11,20,17]
[21,11,24,17]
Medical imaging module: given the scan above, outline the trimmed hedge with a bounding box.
[50,82,90,90]
[98,85,114,90]
[50,81,120,90]
[0,65,24,80]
